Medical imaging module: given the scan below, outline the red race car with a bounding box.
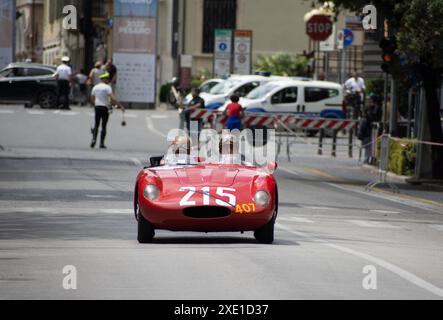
[133,136,278,244]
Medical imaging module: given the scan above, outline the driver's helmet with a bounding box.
[171,136,192,155]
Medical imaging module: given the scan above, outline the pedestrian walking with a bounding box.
[223,95,244,131]
[359,93,383,164]
[75,69,88,106]
[357,109,373,164]
[184,88,205,134]
[55,56,73,110]
[87,61,105,99]
[90,72,125,149]
[106,58,118,90]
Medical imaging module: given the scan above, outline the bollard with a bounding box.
[318,128,324,155]
[331,130,337,157]
[348,128,353,158]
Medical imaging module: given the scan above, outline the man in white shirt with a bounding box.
[55,56,73,110]
[90,71,125,149]
[344,70,366,118]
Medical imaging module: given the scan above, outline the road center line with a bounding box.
[276,223,443,298]
[146,116,167,138]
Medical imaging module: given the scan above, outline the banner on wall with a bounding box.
[113,0,158,104]
[233,30,252,75]
[0,0,15,69]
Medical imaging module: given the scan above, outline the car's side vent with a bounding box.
[183,206,231,219]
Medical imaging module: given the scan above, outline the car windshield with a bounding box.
[246,82,281,99]
[0,69,13,78]
[200,81,221,93]
[209,79,242,95]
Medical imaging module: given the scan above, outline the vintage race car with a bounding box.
[133,138,278,244]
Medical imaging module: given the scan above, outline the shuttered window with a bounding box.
[202,0,237,53]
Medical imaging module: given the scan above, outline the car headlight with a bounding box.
[254,191,270,207]
[143,184,160,201]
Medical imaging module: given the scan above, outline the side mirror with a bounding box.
[150,156,164,167]
[267,161,278,172]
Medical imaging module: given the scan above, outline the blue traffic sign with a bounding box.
[343,28,354,46]
[219,43,228,51]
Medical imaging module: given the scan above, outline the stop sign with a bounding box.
[306,15,333,41]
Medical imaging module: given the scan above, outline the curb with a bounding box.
[361,164,411,184]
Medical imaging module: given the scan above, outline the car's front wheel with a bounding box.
[254,215,275,244]
[38,91,57,109]
[137,206,155,243]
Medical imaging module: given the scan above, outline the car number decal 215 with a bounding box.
[179,187,236,207]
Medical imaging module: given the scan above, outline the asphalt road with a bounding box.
[1,104,443,300]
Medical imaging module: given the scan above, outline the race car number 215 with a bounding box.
[179,187,236,207]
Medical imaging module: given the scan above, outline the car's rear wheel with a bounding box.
[254,215,275,244]
[38,91,57,109]
[137,206,155,243]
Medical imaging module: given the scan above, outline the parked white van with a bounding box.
[226,80,344,118]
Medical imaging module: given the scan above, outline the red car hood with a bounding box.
[154,165,240,187]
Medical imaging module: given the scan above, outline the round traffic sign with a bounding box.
[219,43,228,51]
[343,28,354,46]
[306,15,333,41]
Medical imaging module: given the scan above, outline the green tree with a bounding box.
[317,0,443,179]
[254,53,309,77]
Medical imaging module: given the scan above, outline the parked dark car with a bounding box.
[0,63,58,109]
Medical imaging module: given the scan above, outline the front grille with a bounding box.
[183,206,231,219]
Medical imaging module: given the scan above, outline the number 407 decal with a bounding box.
[179,187,236,207]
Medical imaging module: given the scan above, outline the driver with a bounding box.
[163,136,197,165]
[219,134,242,165]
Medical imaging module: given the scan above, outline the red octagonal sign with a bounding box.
[306,15,333,41]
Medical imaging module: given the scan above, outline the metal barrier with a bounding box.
[191,110,359,161]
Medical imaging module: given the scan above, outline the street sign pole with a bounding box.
[341,46,346,84]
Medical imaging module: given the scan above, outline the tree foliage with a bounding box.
[254,53,309,77]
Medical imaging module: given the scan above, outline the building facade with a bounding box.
[28,0,379,106]
[15,0,44,62]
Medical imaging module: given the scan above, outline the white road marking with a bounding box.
[0,207,133,215]
[26,110,45,115]
[100,209,133,214]
[276,223,443,298]
[85,195,119,199]
[348,219,401,229]
[430,225,443,232]
[150,114,168,119]
[58,111,79,116]
[0,110,15,114]
[123,113,137,118]
[279,217,314,223]
[146,116,167,138]
[303,206,334,211]
[370,209,400,214]
[130,157,142,167]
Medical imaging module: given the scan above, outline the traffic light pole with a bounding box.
[389,78,399,136]
[382,73,389,133]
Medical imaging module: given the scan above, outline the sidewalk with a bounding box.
[279,153,443,212]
